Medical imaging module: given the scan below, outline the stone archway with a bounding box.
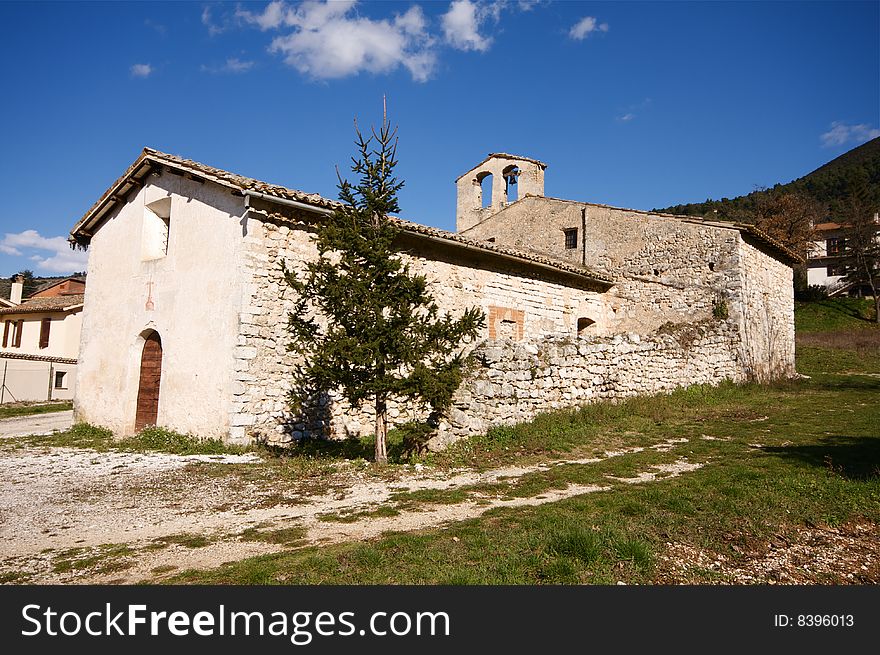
[135,331,162,431]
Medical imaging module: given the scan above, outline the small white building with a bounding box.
[806,213,880,296]
[0,277,84,403]
[806,221,849,293]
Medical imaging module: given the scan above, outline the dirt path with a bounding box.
[0,410,73,438]
[0,437,699,584]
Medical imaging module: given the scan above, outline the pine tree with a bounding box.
[284,106,484,463]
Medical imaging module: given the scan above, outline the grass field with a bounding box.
[156,298,880,585]
[0,401,72,420]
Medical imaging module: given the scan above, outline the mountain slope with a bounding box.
[656,137,880,220]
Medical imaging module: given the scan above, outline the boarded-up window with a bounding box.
[13,320,22,347]
[39,318,51,349]
[488,305,525,341]
[2,321,9,348]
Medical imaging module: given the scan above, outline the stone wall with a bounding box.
[230,208,607,445]
[733,235,796,381]
[462,197,744,333]
[436,320,744,445]
[455,156,545,233]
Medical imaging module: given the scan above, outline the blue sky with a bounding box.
[0,0,877,277]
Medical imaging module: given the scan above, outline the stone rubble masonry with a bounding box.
[229,205,606,444]
[74,157,796,448]
[456,154,546,233]
[229,203,787,448]
[438,320,743,446]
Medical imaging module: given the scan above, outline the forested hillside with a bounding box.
[657,137,880,220]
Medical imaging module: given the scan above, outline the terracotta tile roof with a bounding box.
[0,351,77,365]
[29,276,86,297]
[70,148,612,287]
[0,294,84,316]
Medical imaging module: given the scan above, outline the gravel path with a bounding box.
[0,437,699,584]
[0,410,73,438]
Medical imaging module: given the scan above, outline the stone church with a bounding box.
[69,149,798,446]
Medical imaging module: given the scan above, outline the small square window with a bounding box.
[826,238,845,255]
[54,371,67,389]
[563,228,578,250]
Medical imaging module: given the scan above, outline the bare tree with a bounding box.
[753,192,825,260]
[840,197,880,323]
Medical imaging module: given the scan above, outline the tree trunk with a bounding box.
[374,395,388,464]
[859,254,879,324]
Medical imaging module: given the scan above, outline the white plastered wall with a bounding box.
[74,172,247,436]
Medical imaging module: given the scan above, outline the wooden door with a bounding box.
[135,332,162,431]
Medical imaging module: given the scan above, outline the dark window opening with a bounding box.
[577,317,596,335]
[13,320,22,348]
[502,165,520,203]
[2,321,9,348]
[826,238,845,255]
[564,228,578,250]
[39,318,51,349]
[827,264,847,277]
[708,262,716,272]
[54,371,67,389]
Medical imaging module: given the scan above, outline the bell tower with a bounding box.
[455,153,546,233]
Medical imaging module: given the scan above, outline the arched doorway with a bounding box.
[135,331,162,431]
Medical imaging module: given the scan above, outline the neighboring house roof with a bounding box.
[69,148,613,288]
[815,222,844,231]
[455,153,548,181]
[29,276,86,298]
[0,351,78,365]
[0,294,85,316]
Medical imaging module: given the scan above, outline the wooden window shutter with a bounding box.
[2,321,8,348]
[13,320,23,347]
[39,318,51,349]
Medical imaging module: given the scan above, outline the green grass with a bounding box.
[10,423,248,456]
[795,297,877,333]
[164,333,880,584]
[51,544,135,575]
[0,401,71,420]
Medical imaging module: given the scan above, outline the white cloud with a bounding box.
[0,230,88,274]
[820,121,880,148]
[202,5,231,36]
[202,57,256,74]
[569,16,609,41]
[615,98,652,123]
[247,1,436,82]
[441,0,499,52]
[237,0,297,31]
[144,19,167,36]
[130,63,153,78]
